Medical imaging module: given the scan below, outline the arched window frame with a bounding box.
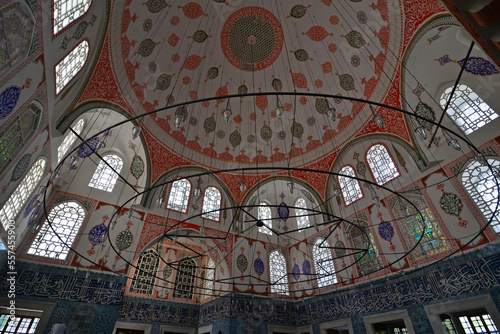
[201,186,222,222]
[462,158,500,232]
[0,158,46,229]
[128,248,160,295]
[295,197,310,232]
[338,165,363,206]
[88,154,124,192]
[167,178,191,213]
[53,0,92,36]
[366,143,400,186]
[345,221,383,276]
[258,202,273,235]
[58,118,85,162]
[173,257,197,300]
[312,238,337,288]
[55,39,90,95]
[269,249,289,295]
[440,84,498,135]
[27,201,86,260]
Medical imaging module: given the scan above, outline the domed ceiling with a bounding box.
[109,0,407,170]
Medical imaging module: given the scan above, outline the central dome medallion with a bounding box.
[221,7,284,71]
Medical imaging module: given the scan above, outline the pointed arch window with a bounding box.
[269,250,289,295]
[55,40,89,94]
[202,187,222,221]
[173,257,197,299]
[338,166,363,205]
[58,118,85,162]
[295,198,310,231]
[27,201,85,260]
[167,179,191,213]
[0,159,46,229]
[258,203,272,235]
[312,238,337,288]
[346,221,382,276]
[53,0,92,35]
[366,144,400,185]
[88,154,123,192]
[395,198,450,260]
[462,159,500,232]
[129,249,160,295]
[204,258,215,297]
[440,84,498,135]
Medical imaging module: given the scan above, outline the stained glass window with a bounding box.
[462,159,500,232]
[269,250,289,295]
[27,201,86,260]
[204,258,215,296]
[295,198,310,231]
[88,154,123,192]
[440,84,498,135]
[346,221,382,276]
[173,257,197,299]
[0,104,42,174]
[129,249,159,295]
[0,314,40,333]
[167,179,191,213]
[366,144,400,185]
[396,198,449,260]
[58,118,85,162]
[258,203,272,235]
[202,187,222,221]
[55,40,89,94]
[53,0,92,35]
[0,159,46,229]
[312,238,337,287]
[338,166,363,205]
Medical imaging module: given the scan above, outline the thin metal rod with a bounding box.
[428,41,475,147]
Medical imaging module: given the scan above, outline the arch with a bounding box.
[295,197,310,231]
[0,158,46,229]
[462,159,500,232]
[0,102,42,175]
[58,118,85,162]
[129,248,159,295]
[338,165,363,206]
[55,40,90,94]
[173,257,197,299]
[440,84,498,135]
[258,202,273,235]
[88,154,123,192]
[167,178,191,213]
[27,201,86,260]
[269,250,289,295]
[345,220,382,276]
[53,0,92,35]
[312,238,337,288]
[202,186,222,221]
[366,143,400,185]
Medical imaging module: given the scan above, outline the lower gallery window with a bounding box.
[0,314,40,333]
[173,257,197,299]
[269,250,289,295]
[129,249,159,295]
[88,154,123,192]
[312,238,337,287]
[440,309,499,334]
[27,201,85,260]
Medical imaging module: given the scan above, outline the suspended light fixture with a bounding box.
[132,120,142,140]
[415,125,427,140]
[68,155,79,168]
[223,99,232,122]
[156,196,164,208]
[175,114,183,129]
[447,138,461,150]
[110,219,117,230]
[193,177,203,200]
[52,168,61,180]
[474,152,488,166]
[287,180,295,194]
[370,105,384,128]
[275,96,284,119]
[239,182,247,193]
[326,99,336,121]
[95,138,106,152]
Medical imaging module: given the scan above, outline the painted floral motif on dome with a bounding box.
[307,117,316,126]
[254,257,264,276]
[294,49,310,61]
[357,11,367,24]
[163,265,173,278]
[143,19,153,31]
[378,221,394,242]
[188,117,197,126]
[206,67,219,80]
[178,3,207,19]
[156,74,172,90]
[440,192,463,217]
[292,263,300,281]
[237,254,248,272]
[0,86,21,119]
[130,154,145,180]
[356,161,366,176]
[304,26,332,42]
[351,55,361,67]
[278,131,286,140]
[11,154,31,181]
[221,7,284,71]
[192,30,209,43]
[302,259,311,275]
[137,39,157,57]
[415,102,435,131]
[260,124,272,142]
[315,98,329,115]
[458,57,499,76]
[216,130,225,139]
[229,130,241,148]
[338,74,356,91]
[278,202,289,222]
[146,0,169,13]
[77,138,100,158]
[148,62,157,73]
[247,135,256,143]
[89,223,107,247]
[291,122,304,139]
[116,229,133,251]
[344,31,365,48]
[238,84,248,95]
[204,116,216,134]
[272,78,283,92]
[289,5,310,18]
